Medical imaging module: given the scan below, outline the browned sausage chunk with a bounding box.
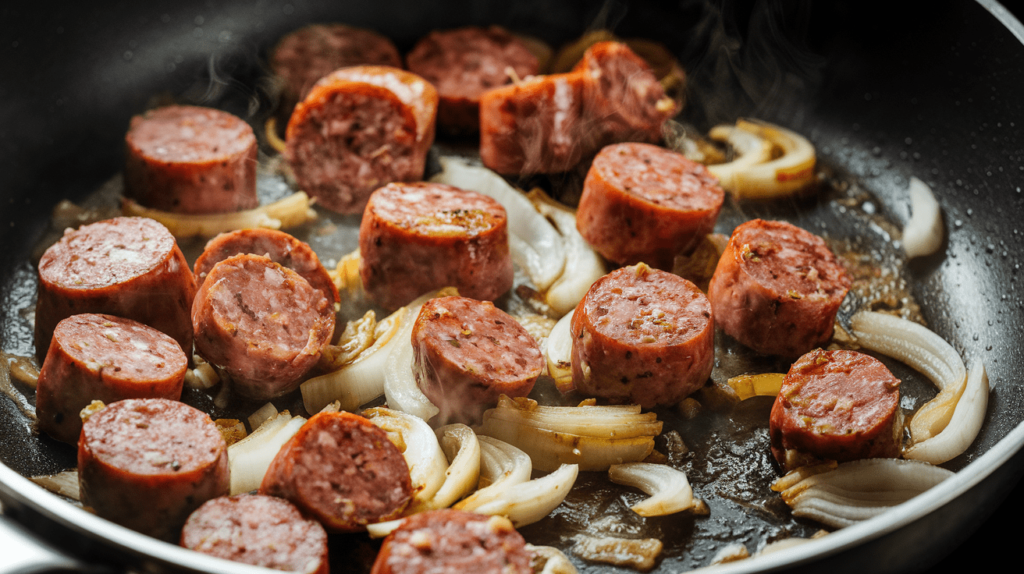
[371,510,532,574]
[285,66,438,214]
[707,219,851,358]
[576,142,725,270]
[769,349,902,472]
[35,217,197,361]
[181,494,329,574]
[259,411,412,532]
[412,296,543,423]
[359,182,514,311]
[124,105,258,214]
[571,264,714,407]
[193,228,339,305]
[191,254,335,401]
[78,398,229,541]
[269,23,402,124]
[406,26,539,134]
[36,314,187,445]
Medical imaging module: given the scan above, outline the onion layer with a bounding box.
[710,119,817,199]
[121,192,316,239]
[364,407,449,512]
[228,411,306,495]
[706,125,773,192]
[608,463,695,516]
[421,424,482,511]
[904,361,989,464]
[455,436,533,512]
[543,311,575,393]
[902,176,944,259]
[473,463,579,527]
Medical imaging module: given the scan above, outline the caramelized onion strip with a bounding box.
[706,125,773,193]
[725,119,817,199]
[121,192,316,239]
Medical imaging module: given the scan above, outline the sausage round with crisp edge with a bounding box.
[707,219,851,358]
[35,313,187,445]
[570,264,715,407]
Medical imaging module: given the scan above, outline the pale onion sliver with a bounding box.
[421,424,482,511]
[608,463,694,516]
[544,310,575,393]
[472,463,579,527]
[228,413,306,495]
[366,518,402,539]
[727,119,817,199]
[247,402,278,431]
[706,125,773,192]
[431,157,565,291]
[455,436,532,512]
[527,545,580,574]
[121,192,316,239]
[364,407,448,510]
[903,176,944,259]
[904,361,989,465]
[29,470,80,501]
[484,398,662,438]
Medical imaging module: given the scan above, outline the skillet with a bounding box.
[2,0,1024,572]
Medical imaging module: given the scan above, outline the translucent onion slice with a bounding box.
[366,518,402,539]
[544,310,575,393]
[331,249,364,299]
[727,373,785,400]
[904,361,989,464]
[431,157,565,291]
[484,396,663,438]
[709,543,750,565]
[364,407,448,510]
[121,192,316,239]
[850,311,967,443]
[228,411,306,495]
[319,311,377,370]
[184,362,219,390]
[902,176,944,259]
[300,307,406,414]
[608,463,694,516]
[247,402,278,431]
[527,545,579,574]
[455,436,533,511]
[526,188,607,316]
[722,119,817,199]
[706,125,773,192]
[30,470,80,501]
[571,535,662,572]
[473,463,579,527]
[423,424,482,511]
[772,458,954,529]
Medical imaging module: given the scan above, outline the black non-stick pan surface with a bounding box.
[2,1,1024,572]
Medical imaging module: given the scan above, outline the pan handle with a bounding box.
[0,513,107,574]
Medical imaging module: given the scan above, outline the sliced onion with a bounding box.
[30,470,80,501]
[121,192,316,239]
[771,458,954,529]
[364,407,448,511]
[709,543,750,565]
[902,177,944,259]
[228,411,306,495]
[473,463,579,527]
[331,249,364,299]
[184,362,219,390]
[247,402,278,431]
[850,311,967,444]
[485,396,662,438]
[727,373,785,400]
[422,424,482,511]
[526,188,606,316]
[320,311,377,370]
[706,125,773,192]
[3,352,39,388]
[455,436,533,511]
[431,157,565,291]
[366,518,403,539]
[527,545,579,574]
[904,361,989,464]
[544,310,575,393]
[608,463,694,516]
[757,539,813,556]
[719,119,817,199]
[571,535,662,572]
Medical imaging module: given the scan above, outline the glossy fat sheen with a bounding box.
[78,398,229,542]
[259,411,412,532]
[707,219,851,358]
[34,217,197,360]
[769,349,902,471]
[406,26,539,133]
[285,66,438,214]
[570,265,715,407]
[36,314,186,445]
[191,254,335,401]
[577,142,725,270]
[412,296,543,423]
[193,228,339,304]
[371,509,532,574]
[124,105,258,214]
[359,182,514,310]
[181,494,329,574]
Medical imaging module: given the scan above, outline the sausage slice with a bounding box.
[259,411,412,532]
[576,142,725,270]
[78,398,229,541]
[36,314,186,445]
[571,264,715,407]
[769,349,903,472]
[707,219,851,358]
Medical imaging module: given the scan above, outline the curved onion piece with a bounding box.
[772,458,954,529]
[544,311,575,393]
[527,545,579,574]
[264,117,287,153]
[366,518,403,539]
[431,157,565,291]
[608,463,694,517]
[455,436,533,511]
[706,125,773,192]
[300,307,406,414]
[185,362,219,390]
[903,176,944,259]
[721,119,816,199]
[331,249,364,299]
[709,543,750,565]
[850,311,967,443]
[727,373,785,400]
[320,311,377,370]
[121,192,316,239]
[29,470,80,501]
[247,402,279,430]
[473,463,579,527]
[571,535,662,572]
[228,411,306,495]
[418,424,482,511]
[485,396,662,438]
[364,407,449,511]
[904,361,989,464]
[527,188,607,316]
